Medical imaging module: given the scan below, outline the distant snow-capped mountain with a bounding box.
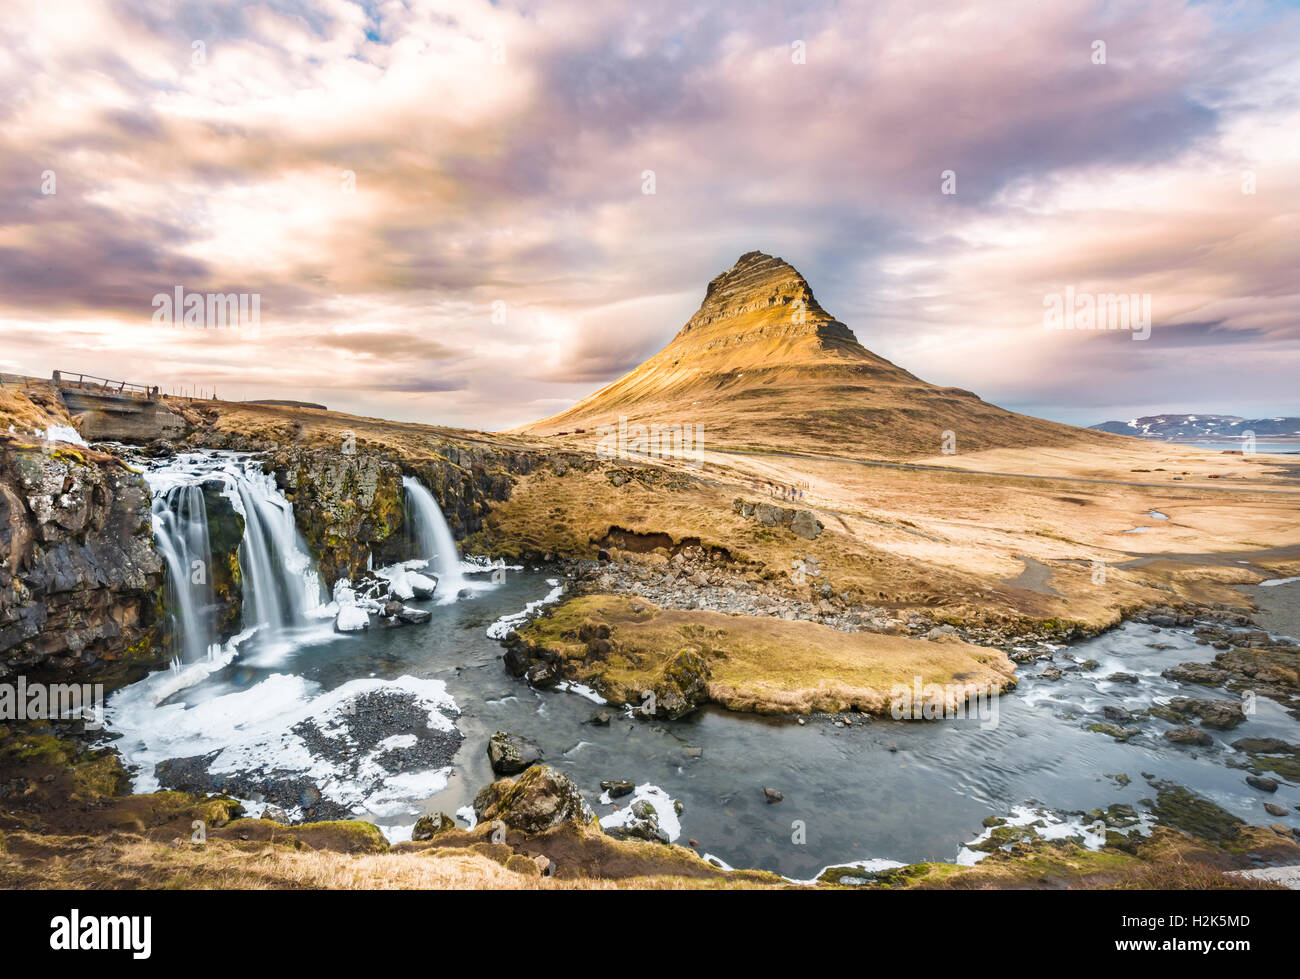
[1090,413,1300,440]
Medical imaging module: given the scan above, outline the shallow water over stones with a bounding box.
[107,570,1299,879]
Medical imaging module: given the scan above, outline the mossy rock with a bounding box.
[412,812,458,841]
[652,647,711,719]
[1150,782,1246,846]
[1087,722,1139,742]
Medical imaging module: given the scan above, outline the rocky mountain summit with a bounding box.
[522,251,1118,459]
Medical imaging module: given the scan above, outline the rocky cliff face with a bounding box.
[271,449,406,587]
[0,438,165,686]
[267,442,538,588]
[403,442,535,539]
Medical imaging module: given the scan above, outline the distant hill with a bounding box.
[244,399,329,410]
[519,251,1116,459]
[1090,414,1300,441]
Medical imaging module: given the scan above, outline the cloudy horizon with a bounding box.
[1,0,1297,431]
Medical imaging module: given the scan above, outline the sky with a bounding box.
[0,0,1297,431]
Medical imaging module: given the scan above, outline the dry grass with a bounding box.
[1100,858,1285,890]
[477,461,1167,630]
[519,593,1016,714]
[0,832,787,890]
[0,381,72,434]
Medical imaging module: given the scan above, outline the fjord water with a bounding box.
[109,552,1300,878]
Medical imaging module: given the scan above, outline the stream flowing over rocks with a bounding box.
[100,546,1300,876]
[11,437,1294,879]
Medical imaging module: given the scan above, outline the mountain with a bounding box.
[1090,414,1300,441]
[520,251,1116,459]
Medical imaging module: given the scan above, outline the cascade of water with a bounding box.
[151,483,215,664]
[147,453,324,656]
[402,476,465,599]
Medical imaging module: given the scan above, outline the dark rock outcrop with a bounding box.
[201,479,244,641]
[487,731,543,775]
[651,647,711,719]
[412,812,458,841]
[257,444,538,589]
[732,497,823,540]
[270,449,405,587]
[0,440,165,685]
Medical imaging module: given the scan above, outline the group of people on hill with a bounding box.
[764,481,804,501]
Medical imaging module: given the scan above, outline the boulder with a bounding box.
[1164,726,1212,747]
[1168,697,1246,730]
[650,647,711,719]
[600,779,635,798]
[412,811,457,841]
[524,661,558,689]
[487,731,543,776]
[473,765,596,834]
[395,605,431,625]
[755,503,795,528]
[406,572,438,599]
[604,799,668,843]
[335,604,371,632]
[1246,775,1279,793]
[790,510,824,540]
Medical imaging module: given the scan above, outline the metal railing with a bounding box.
[52,371,158,400]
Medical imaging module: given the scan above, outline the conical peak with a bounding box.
[675,251,856,353]
[701,251,813,308]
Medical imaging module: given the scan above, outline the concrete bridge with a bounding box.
[52,370,187,442]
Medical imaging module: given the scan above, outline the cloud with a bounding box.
[0,0,1295,427]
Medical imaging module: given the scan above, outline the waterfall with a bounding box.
[147,453,324,659]
[151,484,216,664]
[232,466,322,632]
[402,476,465,600]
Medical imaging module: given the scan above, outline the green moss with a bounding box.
[192,798,245,827]
[6,733,130,799]
[1150,782,1246,846]
[223,817,390,854]
[1247,753,1300,781]
[1087,722,1137,741]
